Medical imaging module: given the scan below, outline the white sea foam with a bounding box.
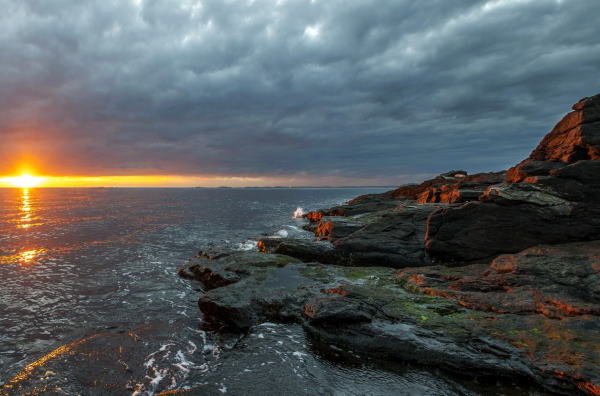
[292,351,307,359]
[293,207,305,218]
[274,229,288,238]
[237,240,258,251]
[149,367,168,387]
[144,357,155,368]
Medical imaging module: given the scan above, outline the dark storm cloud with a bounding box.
[0,0,599,183]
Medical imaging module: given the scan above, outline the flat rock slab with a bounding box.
[185,250,600,395]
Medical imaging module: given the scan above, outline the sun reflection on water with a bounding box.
[19,249,42,264]
[19,188,32,229]
[0,248,46,266]
[0,188,48,266]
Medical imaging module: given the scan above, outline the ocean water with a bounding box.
[0,188,543,395]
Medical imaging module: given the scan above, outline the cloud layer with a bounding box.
[1,0,599,184]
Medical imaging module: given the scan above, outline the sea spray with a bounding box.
[238,240,258,251]
[293,207,305,218]
[275,229,289,238]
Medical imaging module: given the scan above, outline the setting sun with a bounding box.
[2,174,45,188]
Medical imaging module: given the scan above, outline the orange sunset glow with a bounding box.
[1,174,45,188]
[0,173,395,188]
[0,174,270,188]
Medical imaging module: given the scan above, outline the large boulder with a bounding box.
[507,94,600,183]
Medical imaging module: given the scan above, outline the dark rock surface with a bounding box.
[183,249,600,395]
[507,94,600,183]
[389,171,505,204]
[398,241,600,395]
[286,203,458,268]
[331,203,453,267]
[303,196,406,223]
[314,216,369,241]
[257,237,340,264]
[425,197,600,262]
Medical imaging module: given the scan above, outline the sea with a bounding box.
[0,188,544,395]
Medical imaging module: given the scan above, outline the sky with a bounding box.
[0,0,599,187]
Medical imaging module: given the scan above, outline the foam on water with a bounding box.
[237,239,258,250]
[293,207,305,218]
[274,229,289,237]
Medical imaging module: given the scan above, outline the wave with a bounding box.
[292,207,305,218]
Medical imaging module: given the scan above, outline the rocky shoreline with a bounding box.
[180,94,600,395]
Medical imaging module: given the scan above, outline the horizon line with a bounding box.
[0,185,398,189]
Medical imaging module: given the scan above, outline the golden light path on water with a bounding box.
[0,187,213,395]
[19,188,31,229]
[0,188,47,266]
[1,334,102,394]
[16,188,45,265]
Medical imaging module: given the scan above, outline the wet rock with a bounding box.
[425,198,600,262]
[400,240,600,317]
[303,196,405,223]
[290,203,458,268]
[425,168,600,263]
[551,159,600,187]
[180,251,301,289]
[257,237,339,264]
[314,216,371,242]
[332,203,454,267]
[189,250,599,395]
[397,241,600,394]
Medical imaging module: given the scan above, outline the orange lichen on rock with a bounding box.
[315,220,334,240]
[507,95,600,183]
[303,300,317,319]
[408,274,428,287]
[579,381,600,396]
[322,286,348,296]
[304,211,324,222]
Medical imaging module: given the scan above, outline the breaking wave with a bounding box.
[293,207,305,218]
